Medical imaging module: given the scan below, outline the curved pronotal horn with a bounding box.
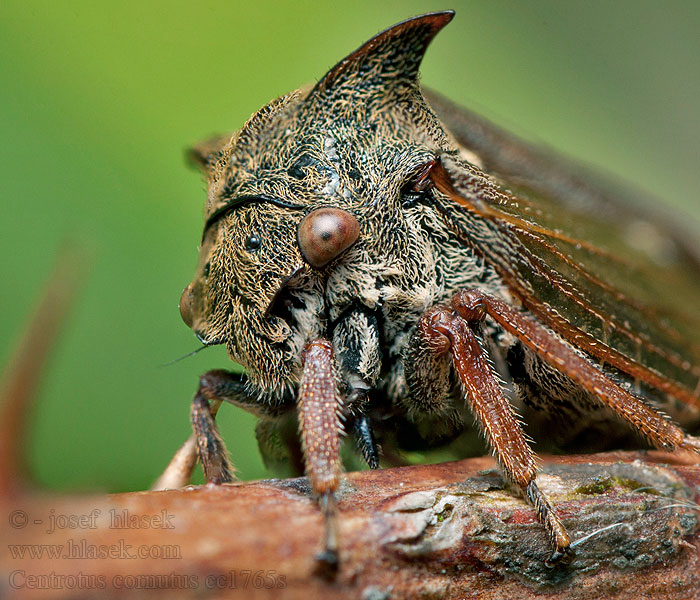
[308,11,454,100]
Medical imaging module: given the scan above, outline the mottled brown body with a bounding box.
[166,11,700,565]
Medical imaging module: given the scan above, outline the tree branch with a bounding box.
[1,252,698,599]
[0,452,698,599]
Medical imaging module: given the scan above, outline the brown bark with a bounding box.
[0,451,698,599]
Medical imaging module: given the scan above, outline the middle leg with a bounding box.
[417,305,573,564]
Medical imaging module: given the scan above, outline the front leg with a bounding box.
[153,370,281,490]
[191,392,232,484]
[297,339,344,569]
[416,302,573,564]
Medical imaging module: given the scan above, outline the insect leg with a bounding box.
[191,393,233,485]
[332,306,382,468]
[185,370,250,485]
[419,306,573,563]
[353,414,380,469]
[452,290,700,455]
[155,370,295,489]
[298,339,343,568]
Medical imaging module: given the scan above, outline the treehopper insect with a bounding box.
[159,10,700,568]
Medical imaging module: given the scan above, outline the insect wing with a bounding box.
[424,90,700,409]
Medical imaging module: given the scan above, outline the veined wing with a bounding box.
[424,89,700,409]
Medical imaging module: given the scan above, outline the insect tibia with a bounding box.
[298,340,343,493]
[415,300,575,559]
[453,290,692,454]
[191,396,234,484]
[298,339,344,567]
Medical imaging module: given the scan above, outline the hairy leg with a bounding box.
[191,394,232,484]
[451,289,700,455]
[353,414,380,469]
[154,370,285,489]
[297,339,344,568]
[418,304,572,563]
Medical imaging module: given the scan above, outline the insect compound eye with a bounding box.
[297,207,360,269]
[245,234,262,252]
[179,284,194,329]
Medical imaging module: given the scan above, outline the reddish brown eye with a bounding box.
[297,207,360,268]
[179,284,194,328]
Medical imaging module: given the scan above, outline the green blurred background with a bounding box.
[1,1,698,492]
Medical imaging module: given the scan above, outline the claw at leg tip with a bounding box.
[545,546,575,568]
[314,549,339,578]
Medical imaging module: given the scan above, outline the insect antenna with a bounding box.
[160,344,210,367]
[570,487,699,551]
[569,522,634,549]
[644,502,700,512]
